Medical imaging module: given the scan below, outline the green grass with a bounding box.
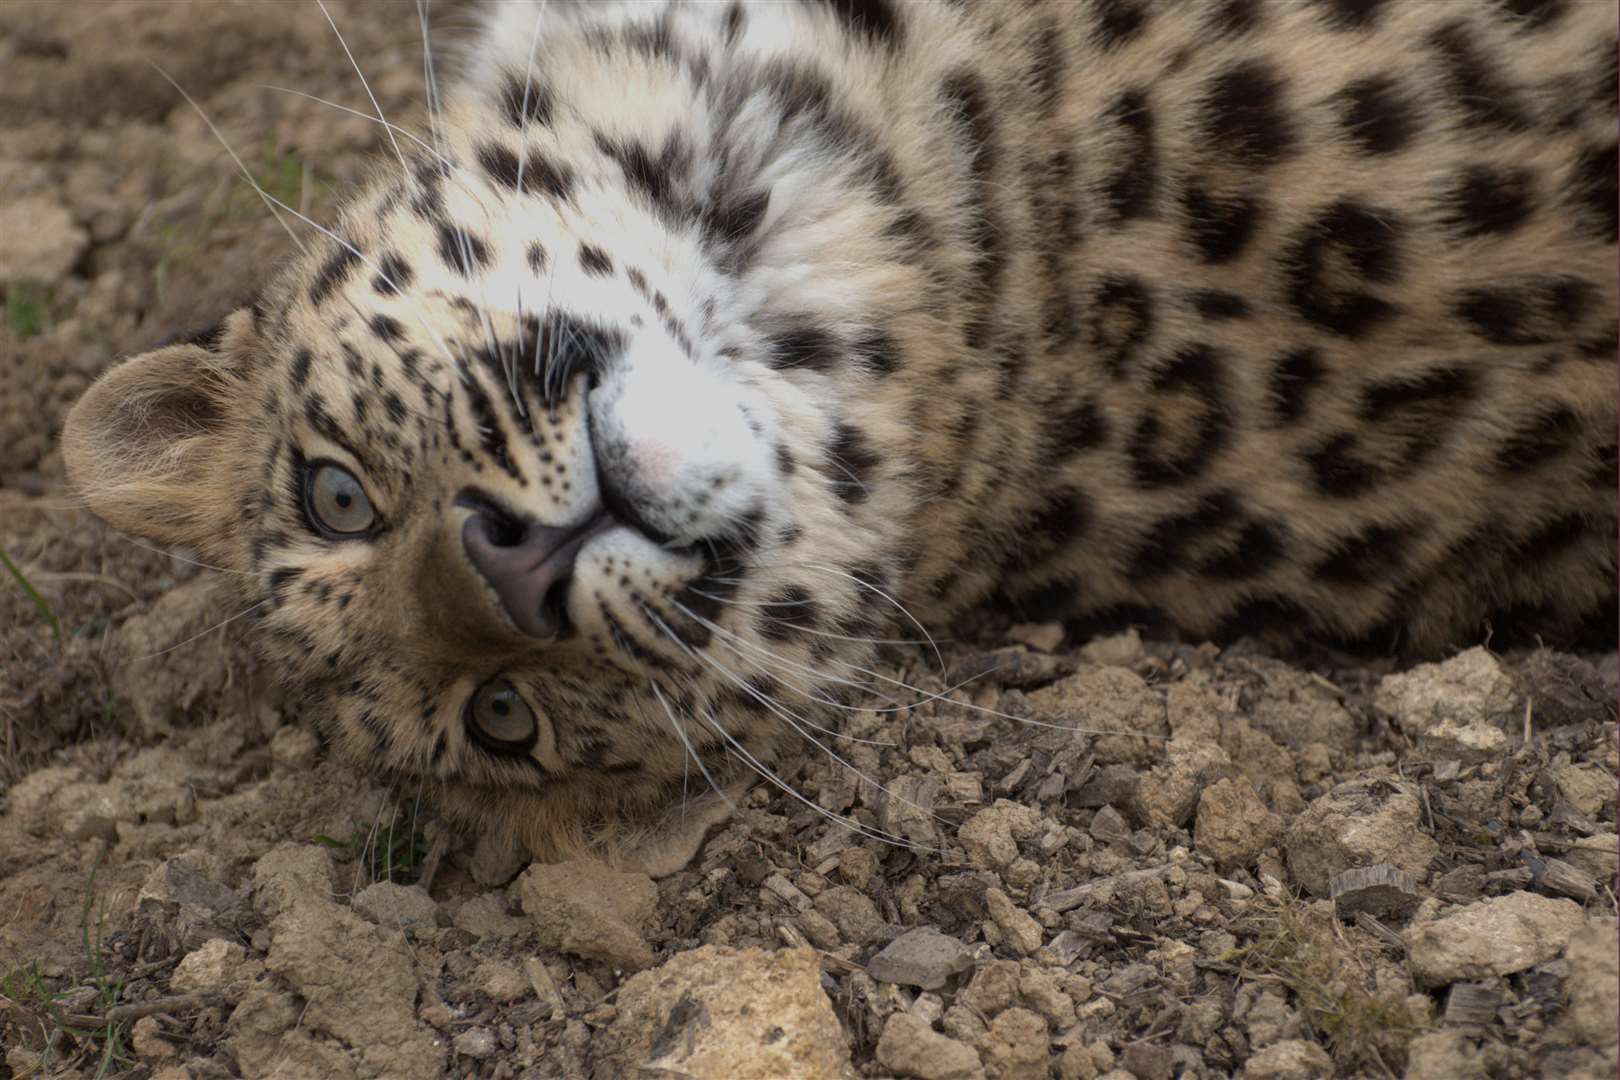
[1,547,61,644]
[315,799,432,886]
[4,281,51,340]
[0,847,134,1077]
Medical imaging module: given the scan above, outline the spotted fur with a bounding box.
[64,0,1618,871]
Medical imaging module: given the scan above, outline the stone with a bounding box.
[876,1012,985,1080]
[1194,776,1281,869]
[813,885,886,945]
[1017,967,1076,1029]
[1239,1039,1333,1079]
[251,843,336,918]
[596,946,857,1080]
[519,859,659,970]
[1556,918,1619,1065]
[1285,780,1439,896]
[477,959,530,1003]
[1404,892,1586,986]
[1078,630,1143,668]
[978,1007,1048,1080]
[171,938,248,995]
[352,882,438,930]
[1564,834,1619,881]
[452,1027,497,1059]
[1551,763,1615,818]
[866,928,975,991]
[131,1015,174,1060]
[262,895,445,1078]
[1138,740,1235,829]
[985,888,1043,956]
[957,960,1020,1017]
[1374,648,1517,763]
[1023,667,1168,765]
[959,800,1043,869]
[451,892,527,939]
[1402,1032,1484,1080]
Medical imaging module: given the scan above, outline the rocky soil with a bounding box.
[3,4,1617,1079]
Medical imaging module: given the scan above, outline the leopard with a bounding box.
[62,0,1618,874]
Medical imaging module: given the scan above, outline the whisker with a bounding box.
[316,0,408,174]
[134,599,270,660]
[642,608,950,848]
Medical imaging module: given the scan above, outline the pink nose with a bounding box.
[460,496,613,638]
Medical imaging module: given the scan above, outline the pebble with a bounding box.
[518,859,659,970]
[866,927,975,991]
[876,1012,985,1080]
[1404,891,1587,986]
[985,888,1043,956]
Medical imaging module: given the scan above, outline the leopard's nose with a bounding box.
[458,492,611,639]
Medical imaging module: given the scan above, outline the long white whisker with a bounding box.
[258,84,453,167]
[135,599,270,660]
[317,0,408,175]
[642,608,949,848]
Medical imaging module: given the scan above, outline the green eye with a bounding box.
[306,462,376,536]
[466,679,538,752]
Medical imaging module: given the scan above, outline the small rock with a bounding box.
[959,800,1043,869]
[866,928,975,991]
[1119,1042,1173,1080]
[958,960,1020,1017]
[1285,780,1439,896]
[1550,763,1615,818]
[1402,1031,1483,1080]
[252,843,337,918]
[597,946,857,1080]
[131,1015,174,1060]
[876,1012,985,1080]
[1404,892,1586,986]
[1089,805,1131,845]
[1239,1039,1333,1079]
[451,892,527,939]
[1007,621,1065,653]
[1138,740,1235,829]
[1024,667,1167,765]
[139,857,244,912]
[978,1007,1047,1080]
[1375,648,1517,763]
[1194,776,1281,869]
[352,882,438,930]
[814,885,886,945]
[476,959,530,1003]
[985,888,1042,956]
[1078,629,1143,668]
[519,859,659,970]
[452,1026,497,1059]
[1017,967,1076,1029]
[1564,834,1619,881]
[171,938,246,994]
[1557,918,1620,1061]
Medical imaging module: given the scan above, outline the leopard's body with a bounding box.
[65,0,1619,868]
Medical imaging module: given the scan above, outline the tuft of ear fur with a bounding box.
[62,323,249,564]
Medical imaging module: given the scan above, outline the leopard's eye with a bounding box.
[306,462,376,536]
[466,678,538,753]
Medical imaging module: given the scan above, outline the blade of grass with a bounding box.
[1,547,62,643]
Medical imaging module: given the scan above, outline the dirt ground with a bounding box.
[2,3,1616,1079]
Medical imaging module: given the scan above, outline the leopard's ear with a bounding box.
[62,313,253,563]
